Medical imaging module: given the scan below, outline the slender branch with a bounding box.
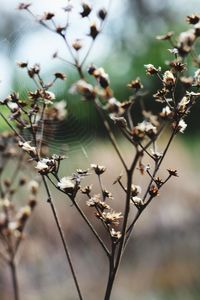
[104,151,140,299]
[125,128,178,248]
[72,199,110,257]
[46,174,110,257]
[95,100,128,171]
[142,128,177,203]
[38,104,46,157]
[0,111,25,142]
[98,175,105,201]
[104,242,116,300]
[80,0,112,68]
[9,259,19,300]
[42,176,84,300]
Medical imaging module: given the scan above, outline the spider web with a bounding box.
[0,5,99,159]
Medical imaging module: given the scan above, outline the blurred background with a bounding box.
[0,0,200,299]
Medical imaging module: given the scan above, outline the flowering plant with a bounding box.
[0,2,199,300]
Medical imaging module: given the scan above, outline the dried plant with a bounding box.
[0,2,199,300]
[0,133,38,300]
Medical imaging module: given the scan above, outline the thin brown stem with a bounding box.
[42,176,83,300]
[9,259,19,300]
[72,199,110,257]
[95,100,128,171]
[98,175,105,201]
[47,174,110,257]
[0,111,25,142]
[104,151,140,299]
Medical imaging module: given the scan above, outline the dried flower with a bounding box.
[28,180,39,194]
[81,185,92,195]
[167,169,178,177]
[111,116,127,128]
[186,14,200,25]
[29,197,37,210]
[177,96,190,113]
[87,195,110,211]
[43,91,55,101]
[177,29,196,55]
[17,61,28,68]
[127,78,143,90]
[169,60,186,73]
[194,23,200,36]
[18,141,36,155]
[18,2,31,10]
[132,121,157,141]
[103,190,113,200]
[35,158,55,174]
[110,228,121,240]
[177,119,187,133]
[28,64,40,78]
[54,72,67,80]
[53,100,68,120]
[144,64,161,75]
[160,106,172,118]
[155,177,163,188]
[163,70,176,86]
[63,4,73,12]
[153,88,168,102]
[17,206,31,223]
[72,39,82,51]
[93,67,110,88]
[131,196,143,206]
[19,177,27,186]
[80,2,91,18]
[75,170,88,177]
[56,26,66,35]
[70,80,95,100]
[89,22,99,40]
[41,12,55,21]
[91,164,106,175]
[105,98,124,117]
[99,211,123,225]
[98,8,107,20]
[131,184,142,197]
[57,177,75,193]
[149,185,159,197]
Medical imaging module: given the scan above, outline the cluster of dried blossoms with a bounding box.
[0,2,200,300]
[0,176,38,261]
[0,132,38,300]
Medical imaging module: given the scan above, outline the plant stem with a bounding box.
[9,259,19,300]
[42,176,83,300]
[95,100,127,171]
[104,151,141,299]
[47,174,110,257]
[104,242,115,300]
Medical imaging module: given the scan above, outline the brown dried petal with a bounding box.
[167,169,179,177]
[80,3,91,18]
[18,2,31,10]
[186,14,200,25]
[54,72,67,80]
[127,78,143,90]
[89,23,99,40]
[98,8,107,20]
[156,31,174,40]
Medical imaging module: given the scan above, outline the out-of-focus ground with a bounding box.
[1,136,200,300]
